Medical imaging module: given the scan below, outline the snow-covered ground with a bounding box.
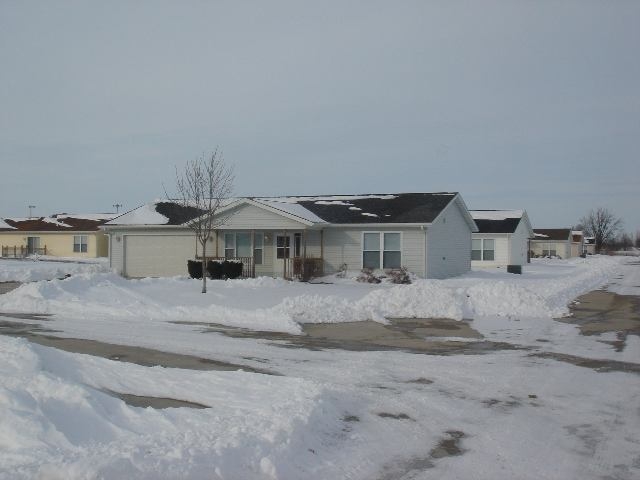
[0,257,108,282]
[1,256,639,479]
[0,256,621,334]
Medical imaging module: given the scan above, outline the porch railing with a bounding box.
[197,256,255,278]
[284,256,324,281]
[1,245,47,258]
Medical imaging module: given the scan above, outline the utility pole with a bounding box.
[28,205,36,218]
[112,203,123,213]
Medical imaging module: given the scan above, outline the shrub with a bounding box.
[388,267,412,284]
[207,260,224,279]
[187,260,203,279]
[356,268,382,284]
[224,261,243,279]
[335,263,348,279]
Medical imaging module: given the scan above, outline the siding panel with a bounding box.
[426,199,472,278]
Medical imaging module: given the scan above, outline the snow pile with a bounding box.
[0,257,622,333]
[0,336,350,480]
[0,258,109,283]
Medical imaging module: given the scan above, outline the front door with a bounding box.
[27,236,40,255]
[274,234,293,278]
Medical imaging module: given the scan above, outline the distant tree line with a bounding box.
[576,207,638,253]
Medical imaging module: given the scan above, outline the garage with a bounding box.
[123,234,195,278]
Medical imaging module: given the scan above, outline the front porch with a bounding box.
[196,254,324,281]
[198,229,324,281]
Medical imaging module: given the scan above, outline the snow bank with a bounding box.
[0,257,622,333]
[0,336,350,479]
[0,258,109,283]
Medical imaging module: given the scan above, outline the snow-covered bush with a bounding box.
[388,267,412,284]
[356,268,382,284]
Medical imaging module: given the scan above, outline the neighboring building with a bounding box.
[470,210,534,269]
[103,192,478,280]
[583,236,596,255]
[0,213,115,258]
[570,231,586,257]
[530,228,583,258]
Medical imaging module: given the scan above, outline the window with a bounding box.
[383,233,401,268]
[276,235,290,259]
[472,238,494,261]
[363,232,401,269]
[236,233,251,257]
[363,233,381,269]
[471,239,482,261]
[73,235,88,253]
[225,232,252,258]
[294,233,302,258]
[225,233,235,258]
[253,233,264,265]
[482,239,494,261]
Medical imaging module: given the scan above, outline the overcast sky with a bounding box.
[1,1,638,231]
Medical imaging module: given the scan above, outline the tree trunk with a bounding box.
[201,240,207,293]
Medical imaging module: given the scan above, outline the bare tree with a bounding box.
[579,207,623,253]
[172,149,234,293]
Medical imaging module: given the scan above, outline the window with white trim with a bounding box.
[362,232,401,269]
[73,235,88,253]
[472,238,494,261]
[276,235,291,259]
[253,233,264,265]
[225,232,252,258]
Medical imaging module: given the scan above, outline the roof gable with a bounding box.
[470,210,524,234]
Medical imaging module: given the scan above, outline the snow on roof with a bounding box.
[253,199,327,224]
[0,218,16,230]
[105,193,458,227]
[534,233,549,238]
[258,194,399,203]
[470,210,523,221]
[106,203,169,226]
[571,230,583,236]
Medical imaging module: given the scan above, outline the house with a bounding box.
[103,192,478,280]
[469,210,534,269]
[0,213,116,258]
[530,228,580,258]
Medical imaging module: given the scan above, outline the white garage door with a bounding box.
[124,235,195,278]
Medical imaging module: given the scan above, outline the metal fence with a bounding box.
[1,245,47,258]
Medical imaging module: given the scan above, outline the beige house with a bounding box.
[530,228,585,259]
[0,213,115,258]
[104,193,478,280]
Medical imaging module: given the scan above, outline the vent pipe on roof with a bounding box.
[28,205,36,218]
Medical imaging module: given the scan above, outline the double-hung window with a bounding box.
[276,235,291,259]
[362,232,401,269]
[472,238,495,261]
[73,235,88,253]
[253,233,264,265]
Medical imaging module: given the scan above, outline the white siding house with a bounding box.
[470,210,534,269]
[103,193,477,280]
